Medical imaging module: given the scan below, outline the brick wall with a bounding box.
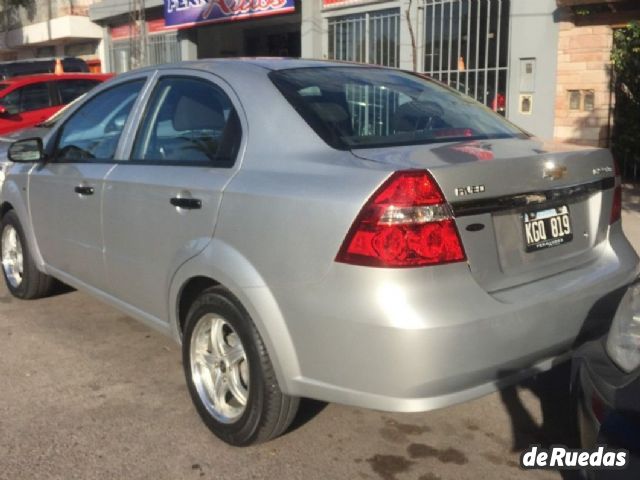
[554,23,613,147]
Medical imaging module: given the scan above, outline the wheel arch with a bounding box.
[0,201,13,218]
[169,238,301,395]
[177,276,220,335]
[0,180,46,271]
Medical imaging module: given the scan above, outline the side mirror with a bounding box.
[8,137,44,163]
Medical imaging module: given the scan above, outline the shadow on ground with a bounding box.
[287,398,328,434]
[500,363,581,480]
[498,286,629,480]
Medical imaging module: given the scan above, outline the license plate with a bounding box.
[522,205,573,252]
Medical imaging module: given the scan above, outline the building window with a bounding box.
[423,0,510,113]
[109,32,180,74]
[583,90,595,111]
[65,42,99,58]
[35,46,55,58]
[327,8,400,67]
[568,90,595,111]
[569,90,581,110]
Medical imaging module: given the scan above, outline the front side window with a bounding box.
[55,80,144,162]
[1,82,52,114]
[271,67,525,149]
[131,77,241,167]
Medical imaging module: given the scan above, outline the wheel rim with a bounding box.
[1,224,23,289]
[190,313,249,424]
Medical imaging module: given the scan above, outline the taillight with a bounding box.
[335,170,467,267]
[610,158,621,224]
[611,185,622,224]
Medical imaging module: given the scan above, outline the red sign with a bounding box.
[322,0,383,8]
[110,17,175,40]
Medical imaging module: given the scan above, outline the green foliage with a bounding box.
[611,22,640,175]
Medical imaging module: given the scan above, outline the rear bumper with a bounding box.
[272,228,639,411]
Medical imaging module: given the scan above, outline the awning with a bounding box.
[0,15,103,52]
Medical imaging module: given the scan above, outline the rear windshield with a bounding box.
[269,67,525,150]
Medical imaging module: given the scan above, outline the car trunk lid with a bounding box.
[352,137,617,293]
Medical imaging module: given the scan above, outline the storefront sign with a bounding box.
[165,0,295,28]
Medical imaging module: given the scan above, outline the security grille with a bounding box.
[423,0,510,113]
[110,31,180,74]
[346,84,401,137]
[328,8,400,136]
[147,33,181,68]
[327,8,400,67]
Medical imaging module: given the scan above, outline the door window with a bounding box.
[54,80,144,163]
[1,82,52,114]
[131,77,241,167]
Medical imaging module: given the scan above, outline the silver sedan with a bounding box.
[1,59,637,446]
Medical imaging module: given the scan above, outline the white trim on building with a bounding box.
[1,15,103,61]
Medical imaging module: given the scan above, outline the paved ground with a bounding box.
[1,191,638,480]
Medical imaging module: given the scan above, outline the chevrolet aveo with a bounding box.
[1,59,638,446]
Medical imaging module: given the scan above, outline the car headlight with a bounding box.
[606,283,640,373]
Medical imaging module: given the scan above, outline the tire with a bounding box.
[182,286,299,446]
[1,210,55,299]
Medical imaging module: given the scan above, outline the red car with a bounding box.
[0,73,113,135]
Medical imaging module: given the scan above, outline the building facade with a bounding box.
[0,0,104,70]
[85,0,640,146]
[554,0,640,147]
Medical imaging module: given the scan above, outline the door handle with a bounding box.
[170,197,202,210]
[74,185,94,196]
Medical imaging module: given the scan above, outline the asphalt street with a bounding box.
[1,188,638,480]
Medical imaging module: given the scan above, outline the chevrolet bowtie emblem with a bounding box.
[543,162,567,181]
[524,194,547,204]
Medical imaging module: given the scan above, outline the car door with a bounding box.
[0,82,59,134]
[101,72,244,322]
[28,78,148,291]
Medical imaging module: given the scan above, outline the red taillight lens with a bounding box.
[336,171,467,267]
[610,158,622,224]
[611,185,622,224]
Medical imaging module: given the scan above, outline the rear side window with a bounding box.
[270,67,525,149]
[1,82,52,114]
[56,79,100,104]
[55,80,144,162]
[61,58,89,73]
[131,76,241,167]
[0,60,54,78]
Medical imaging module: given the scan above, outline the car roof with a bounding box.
[0,72,113,88]
[202,57,371,71]
[117,57,380,80]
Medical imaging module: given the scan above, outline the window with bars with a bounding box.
[327,8,400,68]
[423,0,510,114]
[110,32,180,74]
